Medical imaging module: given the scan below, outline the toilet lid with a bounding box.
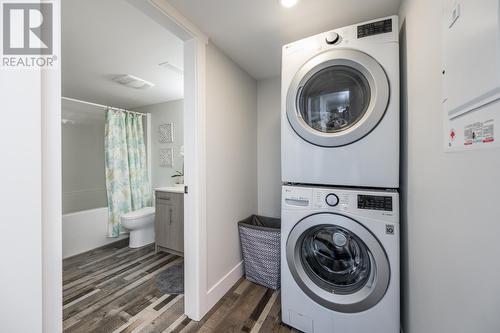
[121,207,155,220]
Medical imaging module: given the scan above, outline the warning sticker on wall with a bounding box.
[463,119,495,146]
[444,98,499,152]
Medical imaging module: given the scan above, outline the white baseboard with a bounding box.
[205,261,244,310]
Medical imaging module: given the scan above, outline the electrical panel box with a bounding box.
[443,0,500,151]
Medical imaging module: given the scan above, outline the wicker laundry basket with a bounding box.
[238,215,281,290]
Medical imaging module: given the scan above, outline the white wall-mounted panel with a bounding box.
[443,0,500,150]
[443,0,500,117]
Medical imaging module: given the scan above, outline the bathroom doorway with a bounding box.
[47,0,209,331]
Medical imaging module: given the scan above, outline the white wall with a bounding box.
[0,73,43,332]
[257,77,282,218]
[135,100,184,189]
[205,42,258,290]
[399,1,500,332]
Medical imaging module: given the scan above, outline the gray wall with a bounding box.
[135,100,184,189]
[257,77,282,218]
[62,107,107,214]
[206,42,258,288]
[399,1,500,332]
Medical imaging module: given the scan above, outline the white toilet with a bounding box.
[121,207,155,248]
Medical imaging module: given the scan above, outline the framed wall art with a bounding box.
[159,148,173,168]
[159,123,174,143]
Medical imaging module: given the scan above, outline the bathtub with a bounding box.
[62,207,128,259]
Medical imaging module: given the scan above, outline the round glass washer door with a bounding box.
[286,213,390,313]
[286,49,390,147]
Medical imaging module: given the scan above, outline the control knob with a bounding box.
[325,32,340,44]
[325,193,339,206]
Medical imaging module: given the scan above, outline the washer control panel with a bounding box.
[283,185,398,220]
[313,190,351,210]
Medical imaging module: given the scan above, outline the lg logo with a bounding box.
[2,3,53,55]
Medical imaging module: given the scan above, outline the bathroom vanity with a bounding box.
[155,187,184,255]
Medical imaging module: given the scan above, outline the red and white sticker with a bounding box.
[464,119,494,146]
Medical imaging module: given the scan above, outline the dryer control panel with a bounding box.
[357,18,393,38]
[357,194,393,211]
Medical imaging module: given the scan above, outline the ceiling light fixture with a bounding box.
[112,74,155,89]
[279,0,299,8]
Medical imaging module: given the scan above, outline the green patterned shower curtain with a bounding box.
[105,110,151,237]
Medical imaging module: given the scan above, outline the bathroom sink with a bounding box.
[155,186,184,194]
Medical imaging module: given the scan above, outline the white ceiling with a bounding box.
[62,0,184,109]
[168,0,401,79]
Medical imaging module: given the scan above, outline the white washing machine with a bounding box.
[281,16,399,188]
[281,185,399,333]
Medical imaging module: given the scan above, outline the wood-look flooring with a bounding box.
[63,239,296,333]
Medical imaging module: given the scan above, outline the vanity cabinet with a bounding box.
[155,190,184,255]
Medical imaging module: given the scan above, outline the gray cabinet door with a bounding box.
[155,191,184,254]
[155,199,170,249]
[166,195,183,253]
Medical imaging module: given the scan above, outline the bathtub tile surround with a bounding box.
[62,99,108,214]
[105,109,151,237]
[63,240,291,332]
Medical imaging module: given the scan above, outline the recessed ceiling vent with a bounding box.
[112,74,155,89]
[158,61,184,75]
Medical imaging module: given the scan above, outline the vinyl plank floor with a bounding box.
[63,241,293,332]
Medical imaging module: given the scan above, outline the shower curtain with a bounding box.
[105,109,151,237]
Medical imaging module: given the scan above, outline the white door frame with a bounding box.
[140,0,209,320]
[41,1,209,331]
[42,1,62,331]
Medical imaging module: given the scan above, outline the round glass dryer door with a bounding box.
[286,213,390,313]
[286,49,390,147]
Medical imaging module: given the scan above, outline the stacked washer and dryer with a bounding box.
[280,16,400,333]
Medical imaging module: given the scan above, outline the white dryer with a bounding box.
[281,185,399,333]
[281,16,399,188]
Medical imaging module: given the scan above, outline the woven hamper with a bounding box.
[238,215,281,290]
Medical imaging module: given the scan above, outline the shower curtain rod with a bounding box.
[61,97,146,117]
